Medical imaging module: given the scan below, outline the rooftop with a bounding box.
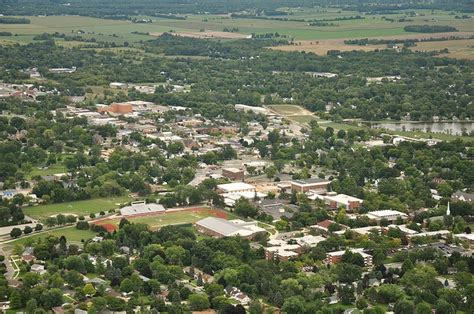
[217,182,255,192]
[366,210,407,218]
[292,178,331,185]
[324,194,363,204]
[195,217,265,237]
[120,201,165,216]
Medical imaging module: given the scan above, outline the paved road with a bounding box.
[0,221,38,237]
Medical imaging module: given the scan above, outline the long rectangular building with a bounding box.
[194,217,266,239]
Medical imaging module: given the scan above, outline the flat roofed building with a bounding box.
[366,210,407,223]
[325,249,373,267]
[295,235,325,247]
[120,201,165,217]
[256,199,298,221]
[290,178,331,193]
[265,244,301,261]
[194,217,266,239]
[217,182,256,194]
[324,194,363,211]
[223,191,266,207]
[98,102,133,114]
[222,168,245,181]
[407,230,451,240]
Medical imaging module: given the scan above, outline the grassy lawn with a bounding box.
[7,226,97,248]
[28,164,67,179]
[23,196,134,220]
[268,105,311,115]
[291,115,318,124]
[96,207,238,230]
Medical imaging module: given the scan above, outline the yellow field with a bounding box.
[411,39,474,60]
[273,31,474,57]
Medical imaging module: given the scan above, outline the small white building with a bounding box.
[109,82,128,89]
[217,182,256,194]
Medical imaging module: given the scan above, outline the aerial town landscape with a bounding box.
[0,0,473,313]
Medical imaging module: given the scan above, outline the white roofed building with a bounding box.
[217,182,256,194]
[120,201,165,217]
[194,217,266,239]
[366,210,407,223]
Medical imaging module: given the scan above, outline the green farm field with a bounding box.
[23,196,134,220]
[1,9,472,45]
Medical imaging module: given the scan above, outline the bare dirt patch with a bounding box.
[150,30,249,39]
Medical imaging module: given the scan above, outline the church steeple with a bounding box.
[446,202,451,216]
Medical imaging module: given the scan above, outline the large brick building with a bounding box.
[290,178,331,193]
[98,102,133,114]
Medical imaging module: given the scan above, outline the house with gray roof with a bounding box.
[452,190,474,203]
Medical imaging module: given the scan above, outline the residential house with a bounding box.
[452,190,474,203]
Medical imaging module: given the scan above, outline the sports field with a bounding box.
[94,207,237,230]
[23,196,134,220]
[268,104,314,116]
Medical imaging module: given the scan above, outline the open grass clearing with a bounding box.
[6,226,97,248]
[23,196,134,220]
[28,164,67,179]
[150,30,249,39]
[268,104,314,116]
[95,207,238,230]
